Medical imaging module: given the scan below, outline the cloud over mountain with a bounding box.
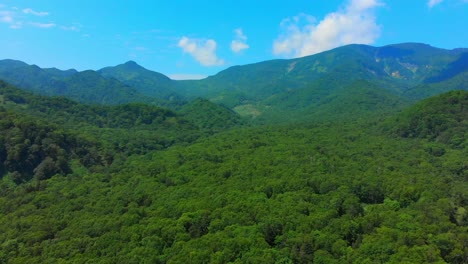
[231,28,249,53]
[178,37,224,66]
[273,0,383,58]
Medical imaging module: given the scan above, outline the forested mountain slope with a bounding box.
[253,80,409,123]
[176,43,467,107]
[1,43,466,121]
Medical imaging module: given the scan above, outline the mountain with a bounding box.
[1,43,467,121]
[175,43,467,121]
[0,60,158,105]
[98,61,183,102]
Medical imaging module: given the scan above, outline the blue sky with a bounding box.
[0,0,467,79]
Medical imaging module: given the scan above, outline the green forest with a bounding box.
[0,43,467,263]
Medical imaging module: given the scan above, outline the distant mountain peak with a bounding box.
[122,60,143,70]
[124,60,139,66]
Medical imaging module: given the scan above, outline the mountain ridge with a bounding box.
[0,42,466,122]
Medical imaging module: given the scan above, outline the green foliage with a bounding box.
[385,90,468,148]
[0,81,242,157]
[0,107,466,262]
[0,110,102,184]
[179,98,244,132]
[257,80,409,124]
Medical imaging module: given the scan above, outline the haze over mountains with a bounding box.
[1,42,467,123]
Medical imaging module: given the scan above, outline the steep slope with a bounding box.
[99,61,183,101]
[403,52,468,99]
[404,71,468,100]
[424,52,468,83]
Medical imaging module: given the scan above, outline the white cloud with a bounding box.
[168,73,208,80]
[273,0,383,58]
[230,28,249,53]
[23,8,48,16]
[231,41,249,53]
[428,0,444,8]
[178,36,224,66]
[30,22,56,28]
